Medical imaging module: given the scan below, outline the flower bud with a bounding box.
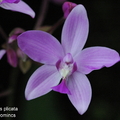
[62,2,77,18]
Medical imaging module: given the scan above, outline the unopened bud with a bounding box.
[62,2,77,18]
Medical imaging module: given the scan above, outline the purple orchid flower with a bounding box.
[17,5,120,114]
[0,28,25,67]
[0,0,35,18]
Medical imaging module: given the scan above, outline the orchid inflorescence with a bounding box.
[0,0,120,116]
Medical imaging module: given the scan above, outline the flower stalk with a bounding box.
[47,17,65,34]
[34,0,49,29]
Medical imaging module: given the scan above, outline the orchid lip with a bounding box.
[52,79,71,95]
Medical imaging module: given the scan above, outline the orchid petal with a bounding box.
[67,72,92,115]
[8,27,24,43]
[7,48,18,67]
[17,30,64,65]
[25,65,62,100]
[76,47,120,74]
[0,49,6,59]
[0,0,20,4]
[0,1,35,18]
[61,5,89,57]
[8,34,18,43]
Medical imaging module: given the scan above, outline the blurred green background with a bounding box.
[0,0,120,120]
